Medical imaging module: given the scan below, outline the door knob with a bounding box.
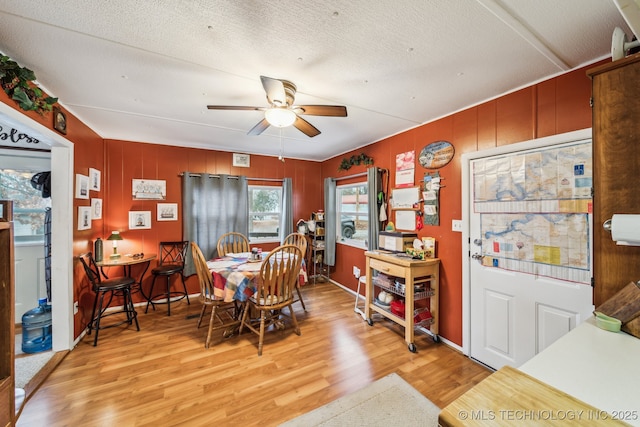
[471,253,483,261]
[473,239,482,246]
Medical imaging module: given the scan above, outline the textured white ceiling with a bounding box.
[0,0,632,160]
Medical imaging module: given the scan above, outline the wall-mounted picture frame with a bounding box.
[129,211,152,229]
[78,206,91,230]
[53,106,67,135]
[233,153,250,168]
[157,203,178,221]
[75,174,89,199]
[132,179,166,200]
[89,168,101,191]
[91,198,102,219]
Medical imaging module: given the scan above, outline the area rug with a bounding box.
[14,351,54,389]
[280,373,440,427]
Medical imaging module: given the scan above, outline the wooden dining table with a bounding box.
[207,252,308,303]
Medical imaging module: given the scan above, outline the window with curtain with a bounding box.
[248,184,282,242]
[335,181,368,248]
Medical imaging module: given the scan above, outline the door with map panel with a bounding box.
[469,140,594,370]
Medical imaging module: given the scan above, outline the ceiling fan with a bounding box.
[207,76,347,137]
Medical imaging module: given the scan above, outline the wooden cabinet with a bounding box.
[0,201,15,426]
[588,53,640,306]
[364,251,439,352]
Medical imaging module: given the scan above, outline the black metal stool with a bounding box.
[79,252,139,346]
[145,241,190,316]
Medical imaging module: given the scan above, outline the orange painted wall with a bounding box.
[323,63,597,346]
[101,139,323,312]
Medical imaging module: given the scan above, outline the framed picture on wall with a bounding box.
[75,174,89,199]
[91,198,102,219]
[132,179,166,200]
[129,211,152,229]
[78,206,92,230]
[233,153,250,168]
[157,203,178,221]
[89,168,101,191]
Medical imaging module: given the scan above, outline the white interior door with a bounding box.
[465,134,594,370]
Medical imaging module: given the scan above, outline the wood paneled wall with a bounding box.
[323,63,598,346]
[1,60,605,346]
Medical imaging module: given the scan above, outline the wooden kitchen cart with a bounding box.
[364,250,440,352]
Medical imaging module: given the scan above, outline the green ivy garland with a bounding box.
[338,153,374,171]
[0,54,58,115]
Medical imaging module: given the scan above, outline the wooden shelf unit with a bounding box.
[364,250,440,352]
[0,200,15,426]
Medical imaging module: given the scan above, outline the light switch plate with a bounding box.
[452,219,463,232]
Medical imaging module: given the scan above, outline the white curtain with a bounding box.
[182,172,249,276]
[279,177,293,244]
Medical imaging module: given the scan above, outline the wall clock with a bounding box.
[419,140,454,169]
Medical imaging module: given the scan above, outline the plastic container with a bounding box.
[21,298,52,354]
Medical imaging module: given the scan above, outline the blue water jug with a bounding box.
[21,298,52,354]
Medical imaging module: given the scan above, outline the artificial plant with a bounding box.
[0,54,58,114]
[338,153,374,171]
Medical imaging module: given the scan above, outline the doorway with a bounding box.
[461,129,594,370]
[0,103,74,353]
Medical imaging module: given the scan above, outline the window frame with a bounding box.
[335,181,368,249]
[247,184,283,243]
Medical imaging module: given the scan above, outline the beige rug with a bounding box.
[280,373,440,427]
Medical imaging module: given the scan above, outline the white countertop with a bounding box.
[520,317,640,425]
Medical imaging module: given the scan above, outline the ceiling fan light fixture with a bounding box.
[265,107,296,128]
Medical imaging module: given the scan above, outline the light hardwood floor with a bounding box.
[16,281,491,426]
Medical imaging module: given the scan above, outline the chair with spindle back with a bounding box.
[283,232,309,310]
[216,232,250,257]
[239,244,303,356]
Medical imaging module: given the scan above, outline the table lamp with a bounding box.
[107,231,123,258]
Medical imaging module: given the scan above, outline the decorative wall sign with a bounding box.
[419,141,455,169]
[0,122,41,148]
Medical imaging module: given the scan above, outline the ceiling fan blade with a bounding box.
[207,105,265,111]
[260,76,287,106]
[248,118,270,136]
[295,105,347,117]
[293,116,321,137]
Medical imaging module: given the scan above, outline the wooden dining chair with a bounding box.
[190,242,239,348]
[239,244,303,356]
[216,232,250,257]
[283,232,309,311]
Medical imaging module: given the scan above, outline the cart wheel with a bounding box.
[408,343,417,353]
[433,335,440,343]
[367,318,373,326]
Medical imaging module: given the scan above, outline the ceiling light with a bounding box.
[265,108,296,128]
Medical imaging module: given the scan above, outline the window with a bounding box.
[336,182,368,246]
[248,185,282,241]
[0,168,51,243]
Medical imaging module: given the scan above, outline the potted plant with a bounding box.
[0,54,57,114]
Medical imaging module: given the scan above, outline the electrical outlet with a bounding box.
[73,301,79,315]
[452,219,463,232]
[353,266,360,278]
